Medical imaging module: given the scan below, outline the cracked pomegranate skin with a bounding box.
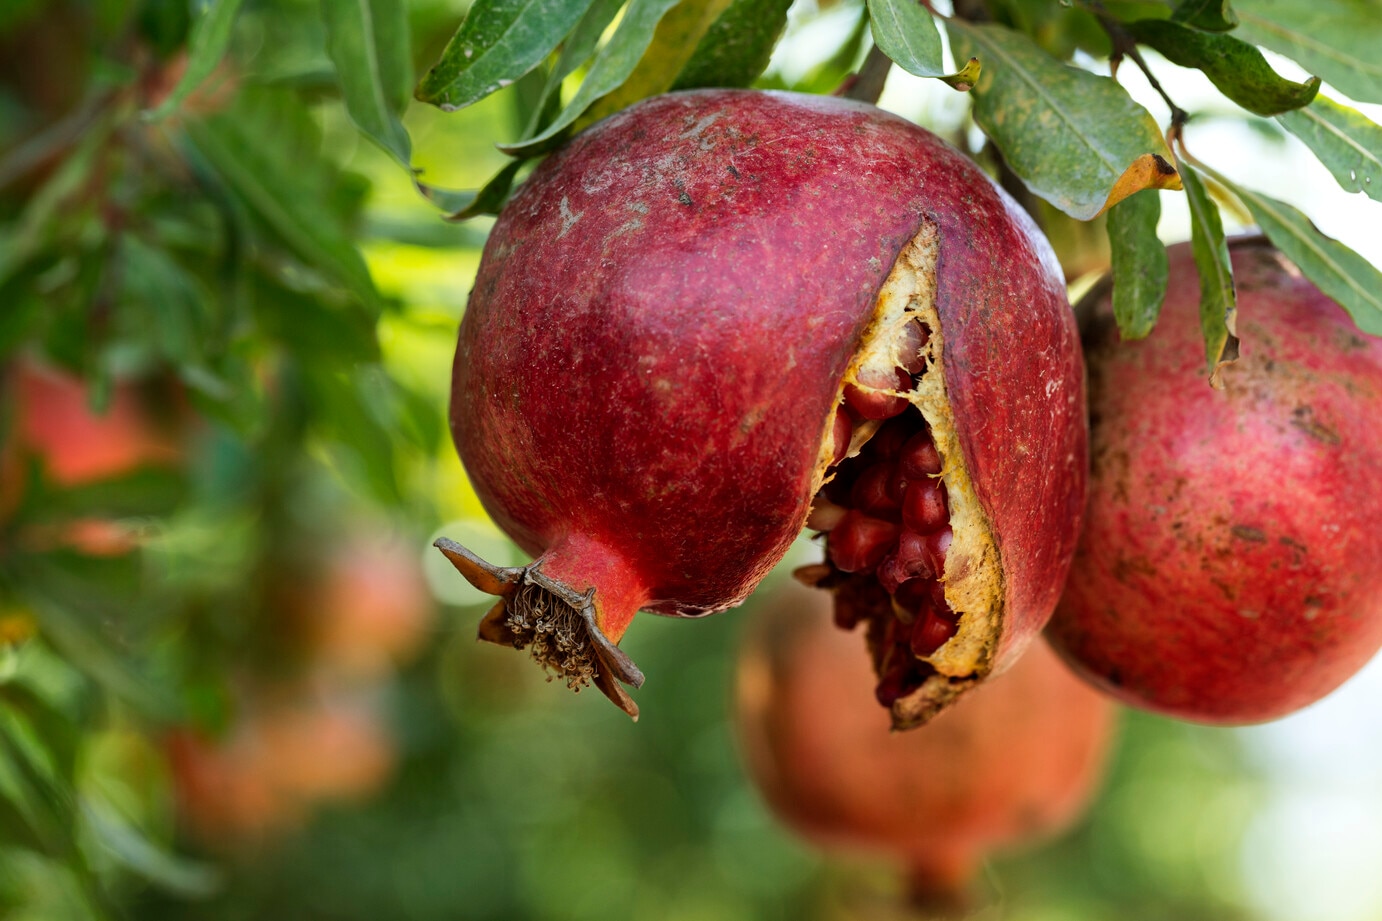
[1046,238,1382,724]
[449,89,1085,714]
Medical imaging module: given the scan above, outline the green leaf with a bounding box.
[1278,95,1382,202]
[582,0,736,125]
[1170,0,1238,31]
[1127,19,1318,116]
[1204,169,1382,335]
[867,0,945,77]
[1180,164,1239,384]
[672,0,794,89]
[143,0,246,121]
[82,799,221,897]
[1106,189,1169,339]
[499,0,684,158]
[947,21,1178,221]
[521,0,625,138]
[414,0,598,111]
[1234,0,1382,104]
[182,97,381,312]
[321,0,413,166]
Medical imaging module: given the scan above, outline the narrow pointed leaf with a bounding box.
[183,112,380,312]
[499,0,683,158]
[83,800,221,897]
[415,0,598,111]
[1278,95,1382,202]
[521,0,625,138]
[1181,164,1239,384]
[1234,0,1382,104]
[581,0,736,125]
[1106,189,1169,339]
[1205,169,1382,336]
[144,0,245,122]
[867,0,945,78]
[1127,19,1318,116]
[947,21,1176,220]
[672,0,794,90]
[1171,0,1238,31]
[321,0,413,166]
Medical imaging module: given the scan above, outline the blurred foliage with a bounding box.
[0,0,1370,919]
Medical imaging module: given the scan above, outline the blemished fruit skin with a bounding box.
[441,89,1085,719]
[1046,237,1382,724]
[736,581,1117,901]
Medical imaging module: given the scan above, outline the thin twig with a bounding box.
[840,45,893,104]
[1079,0,1189,131]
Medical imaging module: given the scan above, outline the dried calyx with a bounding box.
[436,538,646,717]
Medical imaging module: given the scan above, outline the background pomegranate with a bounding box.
[166,679,396,848]
[1046,237,1382,724]
[438,88,1085,724]
[736,580,1118,907]
[1,359,187,554]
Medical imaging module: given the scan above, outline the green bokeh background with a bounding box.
[1,1,1376,919]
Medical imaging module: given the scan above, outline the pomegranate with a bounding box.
[436,89,1086,723]
[1,359,185,553]
[166,679,395,847]
[1046,237,1382,724]
[304,530,434,677]
[8,359,182,486]
[736,580,1117,906]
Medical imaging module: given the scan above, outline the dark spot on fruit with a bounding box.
[1211,578,1236,601]
[1231,525,1267,543]
[1112,556,1156,583]
[1290,405,1341,445]
[727,164,740,179]
[678,191,693,206]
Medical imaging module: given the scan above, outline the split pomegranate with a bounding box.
[437,89,1086,722]
[736,581,1117,906]
[1046,237,1382,724]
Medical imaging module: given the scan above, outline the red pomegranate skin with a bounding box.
[449,89,1084,713]
[1047,238,1382,724]
[737,581,1116,898]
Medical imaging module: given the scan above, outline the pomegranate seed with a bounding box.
[899,432,942,478]
[843,368,912,420]
[898,320,930,375]
[874,656,924,707]
[911,609,957,657]
[828,406,852,466]
[828,510,901,574]
[928,580,950,616]
[886,466,912,505]
[892,576,935,614]
[919,528,953,579]
[878,531,937,589]
[833,599,864,631]
[806,496,848,532]
[850,462,901,519]
[865,414,915,460]
[902,478,948,533]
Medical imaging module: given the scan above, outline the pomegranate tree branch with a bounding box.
[841,45,893,104]
[1081,0,1189,132]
